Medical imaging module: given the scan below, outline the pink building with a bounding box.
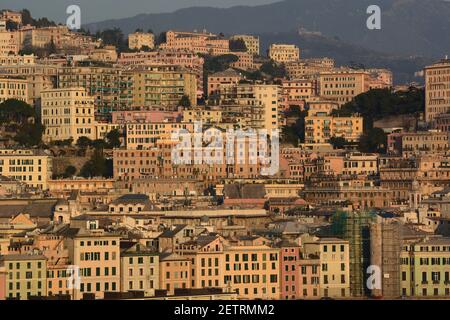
[279,242,302,300]
[0,270,6,300]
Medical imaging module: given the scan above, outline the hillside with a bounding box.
[84,0,450,58]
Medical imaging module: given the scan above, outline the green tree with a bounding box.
[329,136,349,149]
[229,39,247,52]
[80,149,108,178]
[76,136,92,148]
[179,95,192,108]
[106,129,121,148]
[358,127,387,153]
[63,165,77,178]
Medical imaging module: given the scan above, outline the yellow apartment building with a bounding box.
[303,238,350,298]
[400,237,450,298]
[305,114,363,143]
[120,242,159,296]
[230,35,260,55]
[64,225,121,300]
[223,245,280,299]
[0,254,47,300]
[268,44,300,63]
[41,88,96,143]
[424,59,450,123]
[0,149,52,190]
[128,32,155,50]
[0,76,28,104]
[130,64,197,107]
[319,69,371,106]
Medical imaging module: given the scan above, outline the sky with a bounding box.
[0,0,280,24]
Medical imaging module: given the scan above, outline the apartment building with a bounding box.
[0,76,28,103]
[223,245,280,299]
[120,241,159,296]
[118,50,204,95]
[424,59,450,123]
[57,66,133,114]
[0,149,52,190]
[128,32,155,50]
[304,114,363,143]
[400,237,450,298]
[41,88,96,143]
[63,224,121,300]
[217,83,281,133]
[387,130,449,157]
[125,122,193,149]
[0,30,19,55]
[303,238,350,298]
[281,79,317,110]
[0,54,35,66]
[285,58,334,79]
[129,64,197,108]
[319,69,372,106]
[159,252,192,295]
[230,51,256,71]
[182,109,222,124]
[161,30,229,56]
[0,64,57,106]
[207,68,243,97]
[175,235,225,289]
[268,44,300,63]
[0,254,47,300]
[230,35,260,55]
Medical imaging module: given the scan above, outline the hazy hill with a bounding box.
[84,0,450,58]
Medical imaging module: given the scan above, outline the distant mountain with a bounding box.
[84,0,450,58]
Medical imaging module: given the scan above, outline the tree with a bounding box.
[229,39,247,52]
[14,122,45,147]
[260,60,286,78]
[155,32,167,45]
[80,149,108,178]
[179,95,192,108]
[106,129,121,148]
[6,20,18,31]
[63,165,77,178]
[358,127,387,153]
[281,110,307,146]
[329,137,349,149]
[76,136,92,148]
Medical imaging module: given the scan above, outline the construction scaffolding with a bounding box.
[330,210,377,297]
[370,219,402,298]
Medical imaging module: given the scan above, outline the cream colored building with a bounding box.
[0,149,52,190]
[0,254,47,300]
[305,114,363,143]
[217,83,281,133]
[65,226,121,300]
[268,44,300,63]
[182,109,222,124]
[303,238,350,298]
[223,245,280,299]
[130,64,197,108]
[0,30,19,55]
[0,76,28,103]
[319,69,371,106]
[0,54,35,66]
[230,35,260,55]
[128,32,155,50]
[424,59,450,123]
[41,88,96,143]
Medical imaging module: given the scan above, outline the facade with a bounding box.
[387,130,449,157]
[305,114,363,143]
[159,253,192,295]
[0,254,47,300]
[303,238,350,298]
[129,64,197,108]
[400,237,450,298]
[128,32,155,50]
[230,35,260,55]
[41,88,96,143]
[161,30,229,56]
[223,245,280,299]
[0,76,28,103]
[207,68,243,97]
[424,59,450,123]
[0,149,52,190]
[268,44,300,63]
[319,69,372,106]
[120,242,159,296]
